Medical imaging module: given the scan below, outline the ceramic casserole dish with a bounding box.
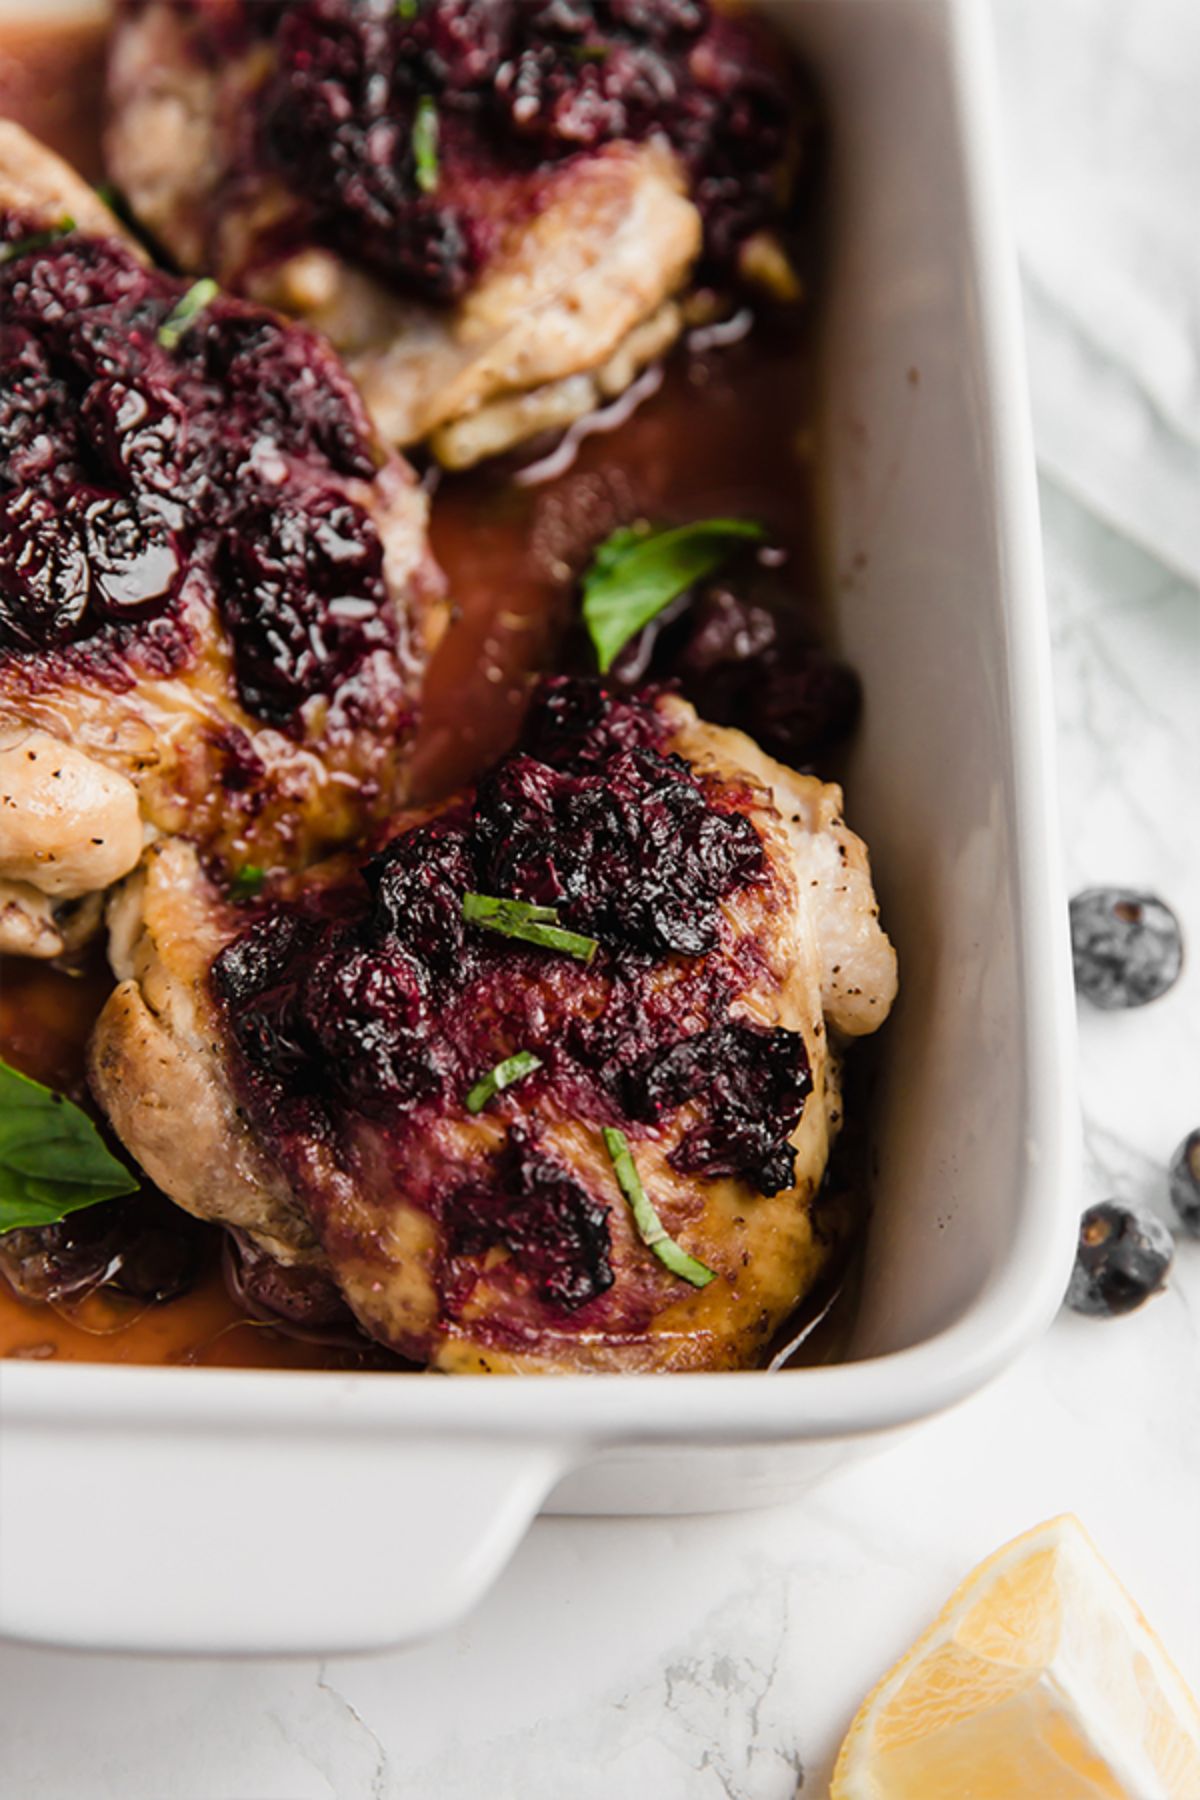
[0,0,1079,1654]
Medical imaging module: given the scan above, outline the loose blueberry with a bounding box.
[1065,1201,1174,1318]
[1167,1130,1200,1238]
[1069,888,1183,1009]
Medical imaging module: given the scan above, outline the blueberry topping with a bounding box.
[1167,1130,1200,1238]
[212,680,800,1320]
[1065,1201,1174,1318]
[622,1019,810,1194]
[254,0,807,302]
[443,1124,614,1311]
[0,1191,206,1307]
[1069,888,1183,1010]
[217,490,391,725]
[0,219,393,718]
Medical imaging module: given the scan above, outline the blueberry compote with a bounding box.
[212,678,812,1319]
[238,0,809,301]
[0,215,394,726]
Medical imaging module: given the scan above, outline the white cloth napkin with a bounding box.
[993,0,1200,584]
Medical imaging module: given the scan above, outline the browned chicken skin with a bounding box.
[0,123,445,958]
[90,681,896,1373]
[105,0,811,467]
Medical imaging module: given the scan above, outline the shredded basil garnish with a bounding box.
[465,1050,543,1115]
[0,1059,139,1235]
[602,1126,716,1288]
[229,864,266,901]
[396,0,419,16]
[581,517,767,673]
[157,277,219,351]
[462,894,598,963]
[413,95,440,195]
[0,216,75,267]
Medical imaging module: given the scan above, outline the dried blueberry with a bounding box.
[1168,1130,1200,1238]
[1069,888,1183,1009]
[1065,1201,1174,1318]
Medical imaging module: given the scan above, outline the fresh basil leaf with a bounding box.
[581,518,767,673]
[601,1126,716,1288]
[465,1050,543,1115]
[0,1059,139,1235]
[462,894,598,964]
[158,277,219,351]
[230,863,266,901]
[413,95,440,195]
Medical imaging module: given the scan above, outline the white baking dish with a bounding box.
[0,0,1078,1654]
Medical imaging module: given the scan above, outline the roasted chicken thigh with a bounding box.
[106,0,813,466]
[0,124,444,958]
[90,679,896,1372]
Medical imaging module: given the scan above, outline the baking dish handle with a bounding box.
[0,1423,569,1655]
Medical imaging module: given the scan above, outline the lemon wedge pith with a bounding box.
[831,1514,1200,1800]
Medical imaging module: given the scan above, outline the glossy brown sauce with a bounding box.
[0,17,831,1370]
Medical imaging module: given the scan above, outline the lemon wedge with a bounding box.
[831,1515,1200,1800]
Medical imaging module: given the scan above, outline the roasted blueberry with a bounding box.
[217,490,393,726]
[1167,1130,1200,1238]
[1,212,386,715]
[443,1124,613,1312]
[1065,1201,1174,1318]
[1069,888,1183,1009]
[255,0,803,296]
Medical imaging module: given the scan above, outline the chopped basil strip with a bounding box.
[462,893,598,963]
[157,277,219,351]
[465,1050,543,1115]
[581,517,767,673]
[396,0,419,15]
[0,1058,139,1235]
[602,1126,716,1288]
[230,863,266,901]
[413,95,440,195]
[0,216,75,267]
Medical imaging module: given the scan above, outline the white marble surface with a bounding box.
[3,2,1200,1794]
